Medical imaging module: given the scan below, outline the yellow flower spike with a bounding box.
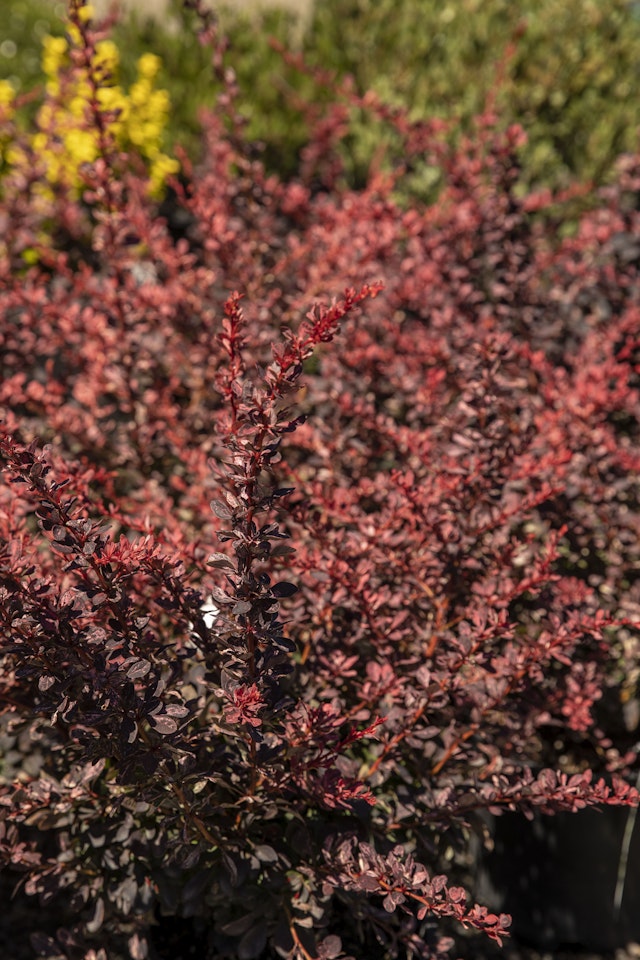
[44,79,61,98]
[67,23,82,47]
[78,4,95,22]
[5,143,26,167]
[129,81,152,109]
[42,35,68,58]
[37,102,54,127]
[97,86,128,123]
[0,80,15,108]
[150,89,170,114]
[9,28,179,200]
[69,94,89,120]
[65,128,98,166]
[94,40,119,79]
[137,53,161,80]
[32,132,47,153]
[41,35,68,78]
[148,155,179,198]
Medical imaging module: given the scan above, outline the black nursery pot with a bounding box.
[475,806,640,951]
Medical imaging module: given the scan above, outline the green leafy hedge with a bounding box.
[308,0,640,192]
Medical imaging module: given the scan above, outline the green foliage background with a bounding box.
[2,0,640,194]
[310,0,640,191]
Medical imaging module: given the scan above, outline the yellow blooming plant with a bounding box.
[0,80,16,174]
[0,80,15,113]
[10,11,179,202]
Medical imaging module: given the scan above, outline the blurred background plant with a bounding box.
[2,0,640,205]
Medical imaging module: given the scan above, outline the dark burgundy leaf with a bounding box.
[121,717,138,744]
[319,936,342,959]
[50,542,74,554]
[254,844,278,862]
[220,914,256,936]
[233,600,252,615]
[238,922,267,960]
[271,581,297,597]
[211,499,233,519]
[126,660,152,680]
[128,934,148,960]
[222,851,239,887]
[207,552,235,570]
[270,543,296,558]
[173,845,201,870]
[86,897,104,933]
[164,703,189,718]
[148,714,178,735]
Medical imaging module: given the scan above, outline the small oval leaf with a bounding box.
[207,552,235,570]
[149,715,178,735]
[211,499,233,520]
[271,581,298,598]
[127,660,151,680]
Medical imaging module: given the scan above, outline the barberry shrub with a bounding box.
[1,2,640,959]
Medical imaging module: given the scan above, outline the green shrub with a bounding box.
[307,0,640,194]
[0,0,67,105]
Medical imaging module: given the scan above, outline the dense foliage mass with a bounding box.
[308,0,640,194]
[1,2,640,959]
[4,0,640,196]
